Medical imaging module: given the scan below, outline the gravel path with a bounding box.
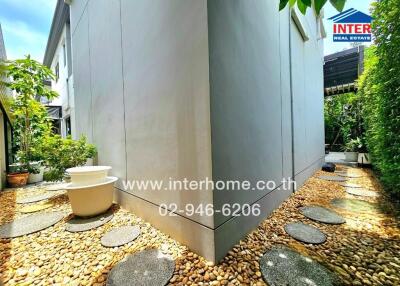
[1,167,399,285]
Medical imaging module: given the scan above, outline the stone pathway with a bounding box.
[317,175,347,182]
[300,206,346,224]
[65,211,114,233]
[346,188,380,198]
[0,211,65,238]
[260,246,339,286]
[330,198,378,213]
[106,249,175,286]
[284,222,327,244]
[0,166,399,286]
[101,226,141,248]
[339,182,363,188]
[16,192,59,204]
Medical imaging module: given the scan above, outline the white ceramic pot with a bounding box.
[66,166,111,186]
[28,167,44,184]
[66,176,117,217]
[344,152,359,162]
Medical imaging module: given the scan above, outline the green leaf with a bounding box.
[289,0,297,7]
[300,0,312,7]
[329,0,346,12]
[297,0,307,14]
[314,0,328,15]
[279,0,289,10]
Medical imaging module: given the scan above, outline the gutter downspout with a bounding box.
[288,9,296,193]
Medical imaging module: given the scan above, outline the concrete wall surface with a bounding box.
[70,0,324,262]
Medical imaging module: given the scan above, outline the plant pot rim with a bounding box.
[7,172,29,176]
[66,176,118,190]
[66,166,111,174]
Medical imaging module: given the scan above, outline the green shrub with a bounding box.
[358,0,400,197]
[324,93,365,152]
[42,135,97,181]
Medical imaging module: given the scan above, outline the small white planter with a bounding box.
[28,167,44,184]
[66,166,117,217]
[344,152,359,162]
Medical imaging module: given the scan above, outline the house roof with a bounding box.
[43,0,69,67]
[328,8,373,23]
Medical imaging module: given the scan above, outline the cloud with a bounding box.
[1,0,56,17]
[1,19,48,61]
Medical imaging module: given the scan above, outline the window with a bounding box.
[65,116,71,136]
[62,42,67,67]
[55,62,59,82]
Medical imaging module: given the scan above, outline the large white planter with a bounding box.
[66,166,117,217]
[344,152,359,162]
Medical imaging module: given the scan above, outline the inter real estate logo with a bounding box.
[328,8,373,42]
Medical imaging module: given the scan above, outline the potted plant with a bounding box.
[42,135,97,182]
[5,56,58,185]
[6,164,29,188]
[343,137,363,162]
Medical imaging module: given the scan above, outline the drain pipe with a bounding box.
[288,9,296,193]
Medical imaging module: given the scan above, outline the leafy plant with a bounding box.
[343,137,363,152]
[5,56,58,172]
[357,0,400,198]
[279,0,346,15]
[42,135,97,181]
[324,93,365,152]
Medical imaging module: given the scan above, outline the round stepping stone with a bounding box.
[16,192,58,204]
[106,249,175,286]
[45,183,68,191]
[331,198,378,213]
[300,206,345,224]
[260,246,339,286]
[0,211,65,238]
[346,188,379,197]
[335,172,363,178]
[19,202,53,213]
[339,182,363,188]
[317,175,346,182]
[284,222,327,244]
[66,211,113,232]
[101,226,141,247]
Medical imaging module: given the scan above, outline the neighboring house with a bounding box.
[66,0,325,262]
[43,0,75,138]
[0,23,13,189]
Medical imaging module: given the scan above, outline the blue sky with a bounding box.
[0,0,373,62]
[0,0,57,61]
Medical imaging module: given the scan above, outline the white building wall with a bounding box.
[48,25,75,138]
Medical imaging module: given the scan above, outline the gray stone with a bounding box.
[101,226,141,247]
[0,211,65,238]
[339,182,362,188]
[260,246,339,286]
[284,222,327,244]
[106,249,175,286]
[331,198,378,213]
[16,192,58,204]
[66,211,113,232]
[335,171,363,178]
[346,188,379,197]
[300,206,345,224]
[317,175,347,182]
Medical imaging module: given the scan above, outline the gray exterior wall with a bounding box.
[69,0,324,262]
[207,0,324,260]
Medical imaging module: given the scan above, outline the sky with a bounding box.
[0,0,57,62]
[323,0,374,55]
[0,0,373,62]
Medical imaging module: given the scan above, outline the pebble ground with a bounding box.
[0,166,399,286]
